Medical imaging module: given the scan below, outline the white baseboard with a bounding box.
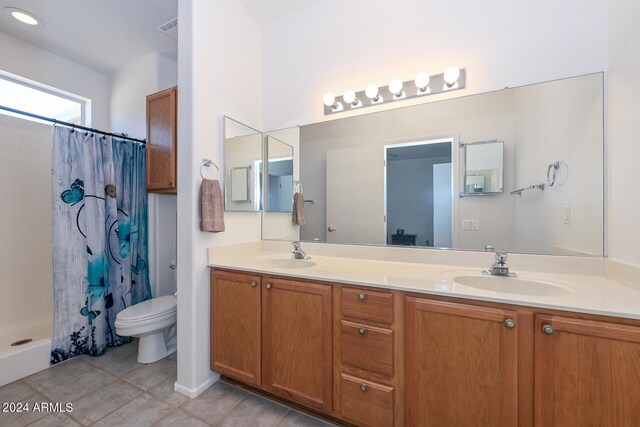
[174,373,220,398]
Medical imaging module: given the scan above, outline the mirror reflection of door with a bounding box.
[266,136,294,212]
[385,139,453,247]
[326,146,386,244]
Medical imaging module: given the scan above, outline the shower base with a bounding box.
[0,327,51,387]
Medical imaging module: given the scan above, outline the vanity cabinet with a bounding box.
[534,314,640,426]
[262,277,333,412]
[210,270,261,386]
[405,297,519,426]
[146,86,177,193]
[210,267,640,427]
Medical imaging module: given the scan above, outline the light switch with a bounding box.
[471,220,479,231]
[462,220,470,230]
[563,205,571,225]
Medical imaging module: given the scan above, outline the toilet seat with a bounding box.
[116,295,176,324]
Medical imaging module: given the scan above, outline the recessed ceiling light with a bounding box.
[5,7,41,26]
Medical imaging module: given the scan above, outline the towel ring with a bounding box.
[546,161,560,187]
[294,180,304,193]
[200,158,220,180]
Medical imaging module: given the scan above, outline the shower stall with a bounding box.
[0,114,54,386]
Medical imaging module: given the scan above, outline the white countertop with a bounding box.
[208,241,640,320]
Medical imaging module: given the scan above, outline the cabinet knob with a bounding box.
[542,324,555,335]
[360,384,368,392]
[266,283,272,290]
[358,327,366,335]
[250,281,257,288]
[504,319,516,329]
[358,292,367,301]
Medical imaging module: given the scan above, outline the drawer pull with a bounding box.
[504,318,516,329]
[250,281,257,288]
[266,283,272,290]
[360,384,368,392]
[358,327,366,335]
[358,292,367,301]
[542,324,555,335]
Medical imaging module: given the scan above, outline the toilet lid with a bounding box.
[117,295,177,322]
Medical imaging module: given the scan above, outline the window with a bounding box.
[0,72,87,125]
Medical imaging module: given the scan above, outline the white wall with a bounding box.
[608,1,640,267]
[0,31,110,129]
[176,0,263,396]
[0,115,53,341]
[109,52,179,298]
[262,0,607,130]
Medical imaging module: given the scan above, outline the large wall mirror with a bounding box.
[223,116,262,212]
[262,73,604,256]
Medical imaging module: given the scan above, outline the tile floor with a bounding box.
[0,342,337,426]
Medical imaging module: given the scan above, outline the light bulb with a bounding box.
[389,79,403,97]
[343,89,356,105]
[365,84,382,103]
[323,92,336,107]
[365,85,379,99]
[444,67,461,86]
[415,72,430,92]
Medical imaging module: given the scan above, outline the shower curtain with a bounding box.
[50,127,151,364]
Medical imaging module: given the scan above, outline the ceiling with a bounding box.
[238,0,325,24]
[0,0,177,74]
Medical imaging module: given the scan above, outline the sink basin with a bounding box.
[259,258,316,269]
[453,275,570,296]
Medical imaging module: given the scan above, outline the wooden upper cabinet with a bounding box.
[210,270,261,386]
[405,297,519,427]
[535,314,640,427]
[262,277,333,412]
[146,86,177,193]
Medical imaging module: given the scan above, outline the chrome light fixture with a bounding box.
[322,92,343,112]
[415,72,431,94]
[323,67,466,115]
[365,84,383,104]
[342,89,362,108]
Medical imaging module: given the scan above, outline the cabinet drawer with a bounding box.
[342,321,393,377]
[341,374,393,427]
[342,287,393,324]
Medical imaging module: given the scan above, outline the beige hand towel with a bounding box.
[292,192,305,225]
[201,179,225,232]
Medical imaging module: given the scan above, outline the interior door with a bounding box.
[326,146,385,244]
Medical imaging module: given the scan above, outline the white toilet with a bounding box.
[115,295,177,363]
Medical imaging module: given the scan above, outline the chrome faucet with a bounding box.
[291,241,310,260]
[483,251,517,277]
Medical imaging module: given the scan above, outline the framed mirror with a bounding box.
[223,116,262,211]
[262,73,604,256]
[462,141,504,194]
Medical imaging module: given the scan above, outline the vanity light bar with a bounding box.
[323,67,466,115]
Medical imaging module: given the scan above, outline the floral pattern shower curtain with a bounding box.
[51,127,151,364]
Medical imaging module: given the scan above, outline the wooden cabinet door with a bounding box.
[262,277,332,412]
[210,270,261,386]
[146,86,177,193]
[405,297,518,427]
[535,314,640,426]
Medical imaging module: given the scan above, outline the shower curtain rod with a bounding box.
[0,104,146,145]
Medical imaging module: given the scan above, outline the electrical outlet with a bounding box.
[563,205,571,225]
